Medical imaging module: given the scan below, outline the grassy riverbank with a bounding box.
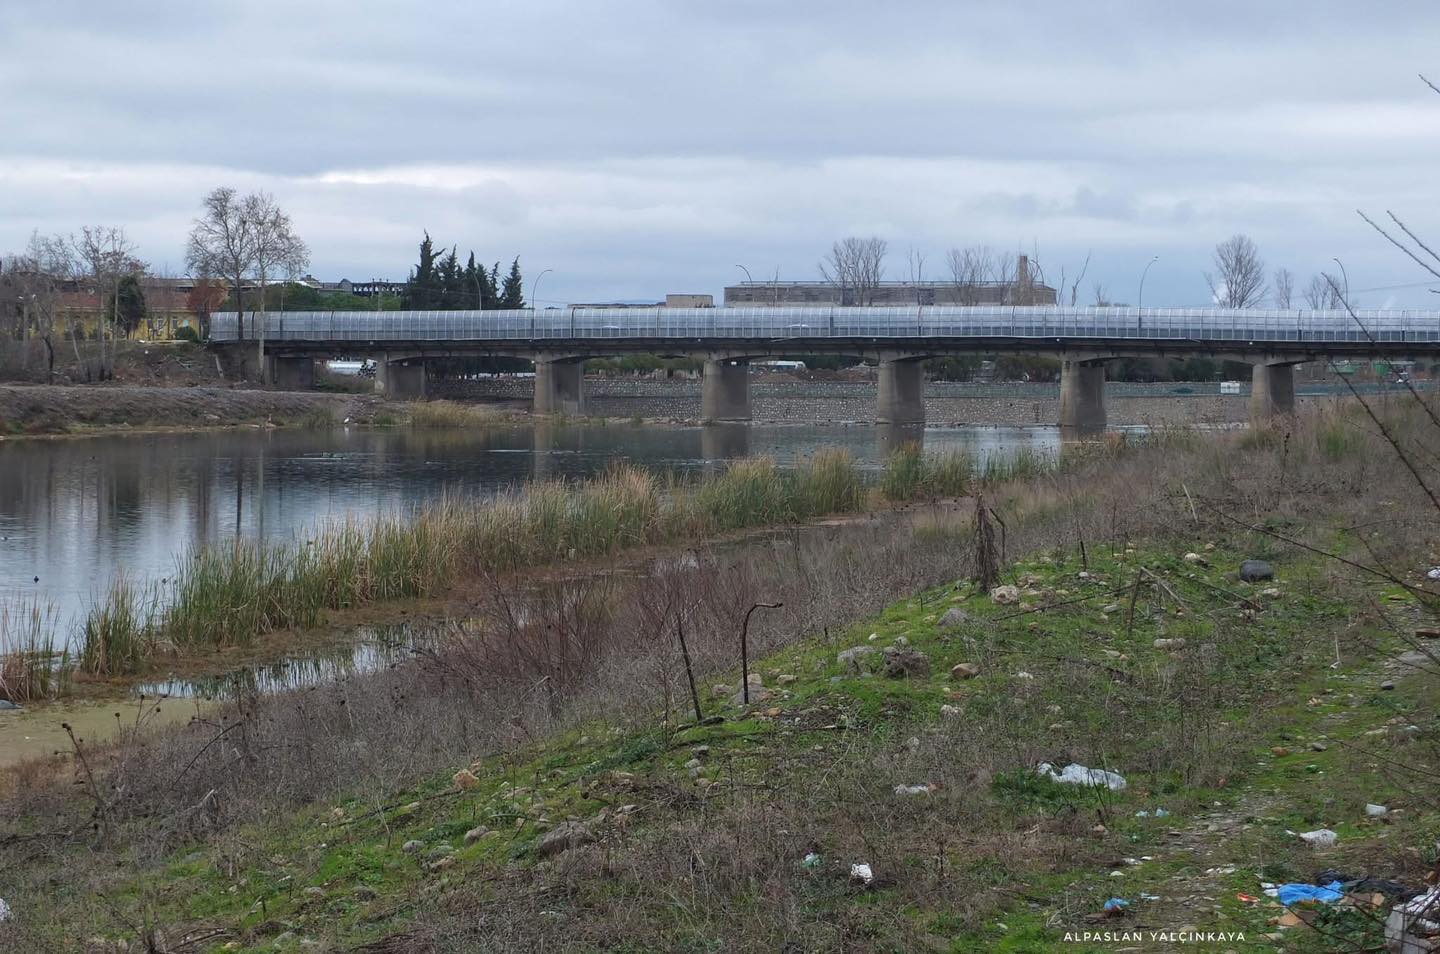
[0,384,519,437]
[3,399,1438,951]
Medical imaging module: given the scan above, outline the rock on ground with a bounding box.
[536,821,596,859]
[883,646,931,679]
[1239,559,1275,582]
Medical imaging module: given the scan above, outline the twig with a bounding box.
[1139,567,1188,607]
[675,615,703,724]
[991,583,1136,621]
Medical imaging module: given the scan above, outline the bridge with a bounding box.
[210,306,1440,432]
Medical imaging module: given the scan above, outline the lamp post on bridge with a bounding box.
[1138,256,1158,335]
[530,269,553,311]
[734,264,755,306]
[1332,258,1349,305]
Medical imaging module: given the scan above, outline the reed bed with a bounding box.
[880,444,978,500]
[405,400,508,429]
[79,577,157,675]
[0,596,68,702]
[61,453,870,668]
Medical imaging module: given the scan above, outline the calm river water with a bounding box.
[0,422,1073,644]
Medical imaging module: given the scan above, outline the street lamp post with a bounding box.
[1332,258,1349,306]
[1138,256,1158,334]
[530,269,553,311]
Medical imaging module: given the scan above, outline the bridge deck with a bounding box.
[210,306,1440,351]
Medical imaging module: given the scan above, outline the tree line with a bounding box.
[811,233,1355,311]
[402,233,524,310]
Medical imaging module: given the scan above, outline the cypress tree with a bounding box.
[499,257,524,309]
[463,252,484,308]
[437,247,461,307]
[485,263,501,310]
[405,233,439,308]
[111,274,147,337]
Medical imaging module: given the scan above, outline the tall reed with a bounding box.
[80,577,155,675]
[880,444,976,500]
[0,597,69,702]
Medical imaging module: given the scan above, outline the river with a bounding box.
[0,421,1080,638]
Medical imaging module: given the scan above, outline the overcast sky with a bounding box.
[4,1,1440,307]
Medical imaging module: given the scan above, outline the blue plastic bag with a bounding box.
[1276,881,1344,905]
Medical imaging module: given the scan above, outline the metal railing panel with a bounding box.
[205,307,1440,351]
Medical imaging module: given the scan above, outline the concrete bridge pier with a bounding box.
[265,355,314,391]
[375,358,428,401]
[534,357,586,415]
[1058,359,1107,434]
[876,356,927,424]
[701,358,752,423]
[1250,361,1297,421]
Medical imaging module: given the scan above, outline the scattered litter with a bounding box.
[1366,803,1389,817]
[1206,865,1236,876]
[894,783,937,797]
[1427,567,1440,581]
[849,863,874,886]
[1236,893,1259,904]
[1183,552,1203,563]
[1295,828,1338,848]
[1140,893,1162,902]
[940,704,962,717]
[801,852,822,869]
[1103,898,1130,913]
[1276,881,1344,906]
[0,898,9,922]
[1385,885,1440,952]
[1037,762,1127,791]
[1134,808,1168,818]
[1014,671,1035,681]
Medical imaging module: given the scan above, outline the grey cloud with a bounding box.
[4,1,1440,307]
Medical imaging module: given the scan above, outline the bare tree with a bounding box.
[186,188,255,342]
[1092,282,1112,307]
[945,245,1012,305]
[819,236,887,305]
[1303,272,1344,309]
[2,232,76,382]
[72,226,143,379]
[1204,234,1267,308]
[1273,268,1295,309]
[906,247,927,304]
[245,192,310,379]
[1058,251,1092,307]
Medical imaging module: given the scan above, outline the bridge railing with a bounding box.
[209,306,1440,345]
